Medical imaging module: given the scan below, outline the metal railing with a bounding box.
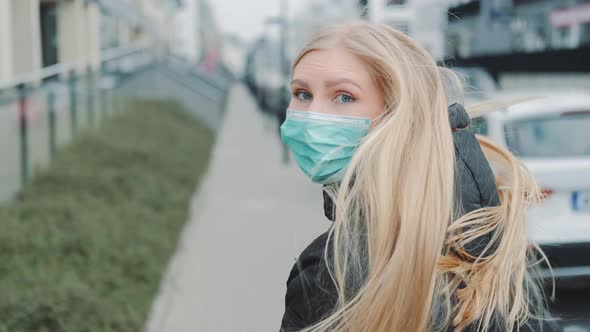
[0,43,156,201]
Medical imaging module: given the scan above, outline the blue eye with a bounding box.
[296,91,312,101]
[335,94,355,104]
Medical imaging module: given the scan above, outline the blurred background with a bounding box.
[0,0,589,331]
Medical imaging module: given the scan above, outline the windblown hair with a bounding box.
[292,21,551,332]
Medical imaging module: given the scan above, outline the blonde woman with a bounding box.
[279,21,559,332]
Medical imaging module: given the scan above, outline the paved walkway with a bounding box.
[146,85,329,332]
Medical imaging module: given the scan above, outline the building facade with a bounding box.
[0,0,184,83]
[446,0,590,58]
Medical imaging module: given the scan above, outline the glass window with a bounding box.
[504,111,590,157]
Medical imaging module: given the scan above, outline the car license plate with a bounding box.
[572,190,590,212]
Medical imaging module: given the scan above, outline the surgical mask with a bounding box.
[280,109,377,184]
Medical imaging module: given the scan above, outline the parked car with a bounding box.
[473,92,590,280]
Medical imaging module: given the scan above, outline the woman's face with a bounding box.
[289,48,385,120]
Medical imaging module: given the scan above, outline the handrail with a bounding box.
[0,42,151,92]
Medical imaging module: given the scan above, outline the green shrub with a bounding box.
[0,100,214,332]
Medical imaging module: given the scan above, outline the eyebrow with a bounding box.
[326,78,363,91]
[291,78,364,92]
[290,79,310,88]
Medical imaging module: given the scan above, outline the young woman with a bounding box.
[279,21,557,332]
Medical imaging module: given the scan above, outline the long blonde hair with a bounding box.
[292,21,550,332]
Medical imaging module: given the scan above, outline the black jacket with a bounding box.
[280,104,560,332]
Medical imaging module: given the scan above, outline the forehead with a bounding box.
[293,48,372,84]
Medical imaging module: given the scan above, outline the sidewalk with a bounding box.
[146,85,329,332]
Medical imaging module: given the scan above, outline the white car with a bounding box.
[473,92,590,280]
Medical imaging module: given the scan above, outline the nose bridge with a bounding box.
[308,91,329,113]
[308,99,323,113]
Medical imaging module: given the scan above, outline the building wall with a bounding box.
[446,1,513,58]
[57,0,86,66]
[446,15,478,58]
[511,0,559,52]
[173,0,204,62]
[118,21,134,45]
[446,0,590,58]
[0,0,14,81]
[0,0,190,83]
[368,0,449,59]
[412,2,447,59]
[0,0,103,81]
[84,3,101,67]
[100,10,121,50]
[10,0,42,76]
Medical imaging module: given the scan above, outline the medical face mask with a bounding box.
[280,109,376,184]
